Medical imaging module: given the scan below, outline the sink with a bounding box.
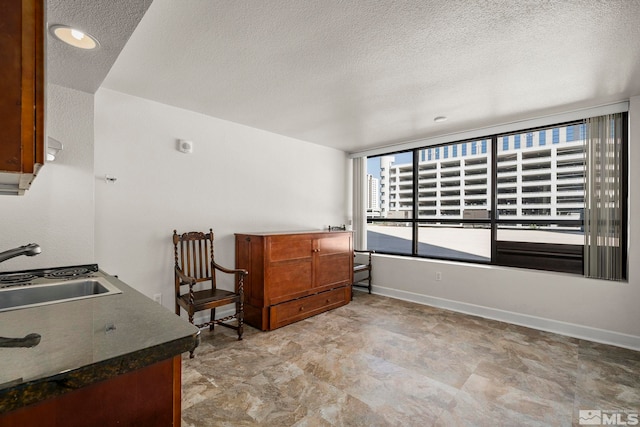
[0,277,121,312]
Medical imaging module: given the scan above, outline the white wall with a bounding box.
[5,82,637,350]
[94,88,349,307]
[0,84,95,271]
[368,95,640,349]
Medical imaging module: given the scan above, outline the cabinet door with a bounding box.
[0,0,44,194]
[0,0,23,171]
[0,357,181,426]
[314,233,352,290]
[266,235,313,304]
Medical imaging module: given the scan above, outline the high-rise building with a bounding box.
[366,174,380,216]
[376,125,585,225]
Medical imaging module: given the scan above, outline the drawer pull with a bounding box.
[299,306,304,311]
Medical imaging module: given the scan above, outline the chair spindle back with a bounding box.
[173,229,216,286]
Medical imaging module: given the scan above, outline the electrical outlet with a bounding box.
[153,293,162,304]
[435,272,442,281]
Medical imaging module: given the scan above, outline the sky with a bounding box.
[367,151,412,180]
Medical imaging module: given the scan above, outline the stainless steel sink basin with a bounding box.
[0,277,121,312]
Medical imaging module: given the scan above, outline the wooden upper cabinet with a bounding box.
[0,0,45,195]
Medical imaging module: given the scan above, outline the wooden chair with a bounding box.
[173,229,247,358]
[353,249,374,294]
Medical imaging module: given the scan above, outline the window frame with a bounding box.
[365,115,628,279]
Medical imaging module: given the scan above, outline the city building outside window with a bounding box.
[364,114,627,279]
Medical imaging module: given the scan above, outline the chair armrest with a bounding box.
[354,249,374,265]
[175,267,196,285]
[211,261,248,277]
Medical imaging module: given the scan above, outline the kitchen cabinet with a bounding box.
[235,230,353,330]
[0,0,45,195]
[0,268,199,426]
[0,357,182,426]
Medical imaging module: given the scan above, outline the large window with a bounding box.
[367,152,414,255]
[365,114,627,279]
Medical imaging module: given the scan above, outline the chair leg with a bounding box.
[188,309,197,358]
[236,301,243,340]
[367,272,372,294]
[209,308,216,331]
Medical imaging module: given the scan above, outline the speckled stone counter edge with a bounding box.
[0,332,199,415]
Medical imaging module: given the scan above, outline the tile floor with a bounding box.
[181,293,640,426]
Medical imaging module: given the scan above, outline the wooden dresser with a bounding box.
[235,230,353,331]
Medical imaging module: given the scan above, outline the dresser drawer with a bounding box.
[269,286,349,330]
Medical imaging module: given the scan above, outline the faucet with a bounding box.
[0,243,41,264]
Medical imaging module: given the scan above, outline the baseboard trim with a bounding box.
[368,286,640,351]
[198,288,640,351]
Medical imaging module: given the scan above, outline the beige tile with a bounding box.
[181,293,640,426]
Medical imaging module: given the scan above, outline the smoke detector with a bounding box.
[177,140,193,154]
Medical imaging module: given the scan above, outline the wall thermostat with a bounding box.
[178,139,193,154]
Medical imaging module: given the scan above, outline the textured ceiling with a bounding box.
[72,0,640,152]
[47,0,151,93]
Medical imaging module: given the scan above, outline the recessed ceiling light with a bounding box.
[50,25,99,50]
[434,116,448,123]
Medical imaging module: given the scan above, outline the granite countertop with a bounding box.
[0,271,199,415]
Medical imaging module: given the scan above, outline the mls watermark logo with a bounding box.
[579,409,639,425]
[580,410,603,425]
